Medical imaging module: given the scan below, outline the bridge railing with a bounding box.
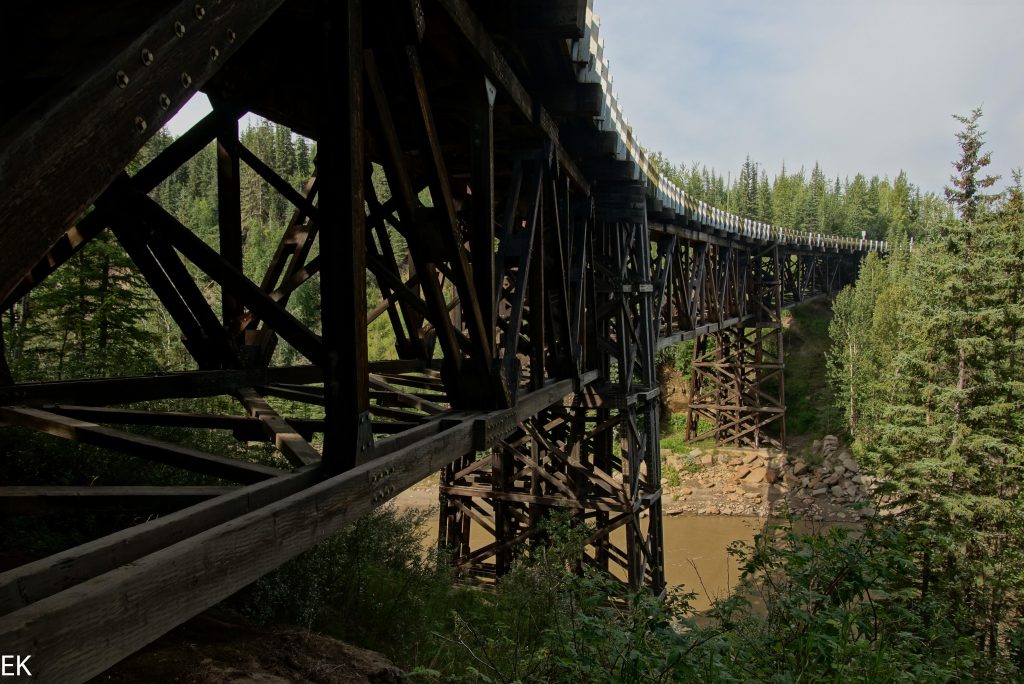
[573,0,887,255]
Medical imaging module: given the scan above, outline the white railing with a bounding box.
[571,1,887,254]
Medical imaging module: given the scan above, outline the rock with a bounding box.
[833,463,846,477]
[724,485,737,493]
[746,467,767,483]
[681,488,694,495]
[744,492,760,500]
[743,452,760,465]
[824,473,842,486]
[811,487,828,497]
[765,466,779,484]
[811,439,822,453]
[792,460,809,476]
[700,454,714,467]
[842,459,860,473]
[830,485,844,497]
[735,466,751,479]
[706,481,716,488]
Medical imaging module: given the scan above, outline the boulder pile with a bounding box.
[660,435,877,521]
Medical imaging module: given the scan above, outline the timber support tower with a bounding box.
[0,0,882,679]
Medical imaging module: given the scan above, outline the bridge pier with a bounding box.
[439,186,665,593]
[686,245,785,448]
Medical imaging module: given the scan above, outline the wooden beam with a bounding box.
[236,389,321,467]
[0,380,573,682]
[471,76,497,354]
[0,407,285,484]
[215,106,245,332]
[0,0,287,304]
[0,467,321,617]
[43,404,322,442]
[0,486,236,517]
[319,0,372,473]
[434,0,589,194]
[117,187,325,365]
[0,366,321,407]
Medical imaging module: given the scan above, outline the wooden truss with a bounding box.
[0,0,867,679]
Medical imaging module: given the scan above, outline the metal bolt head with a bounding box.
[174,20,186,37]
[194,3,205,19]
[159,93,171,110]
[226,29,236,43]
[209,46,220,61]
[180,71,192,88]
[115,70,129,88]
[141,48,154,66]
[134,116,147,133]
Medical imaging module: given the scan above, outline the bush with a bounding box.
[234,505,454,666]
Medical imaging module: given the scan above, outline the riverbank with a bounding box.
[660,435,876,522]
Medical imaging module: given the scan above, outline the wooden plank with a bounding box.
[0,380,573,683]
[0,486,236,517]
[0,366,322,407]
[0,407,285,484]
[0,0,287,304]
[236,389,321,467]
[0,467,321,617]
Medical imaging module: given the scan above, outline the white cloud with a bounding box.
[594,0,1024,193]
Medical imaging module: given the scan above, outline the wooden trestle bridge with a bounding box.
[0,0,885,679]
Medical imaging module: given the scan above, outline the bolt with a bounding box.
[159,93,171,110]
[115,70,129,88]
[180,71,192,88]
[226,28,236,43]
[134,116,147,133]
[174,20,186,37]
[194,3,205,19]
[209,45,219,61]
[141,48,154,66]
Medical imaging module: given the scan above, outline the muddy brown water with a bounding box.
[661,515,760,610]
[413,507,762,611]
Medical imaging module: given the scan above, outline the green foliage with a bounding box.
[827,108,1024,669]
[263,508,991,683]
[708,517,981,682]
[236,506,453,666]
[644,149,946,242]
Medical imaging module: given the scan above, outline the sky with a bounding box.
[168,1,1024,195]
[593,0,1024,194]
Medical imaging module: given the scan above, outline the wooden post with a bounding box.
[470,77,497,352]
[215,105,244,347]
[319,0,372,473]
